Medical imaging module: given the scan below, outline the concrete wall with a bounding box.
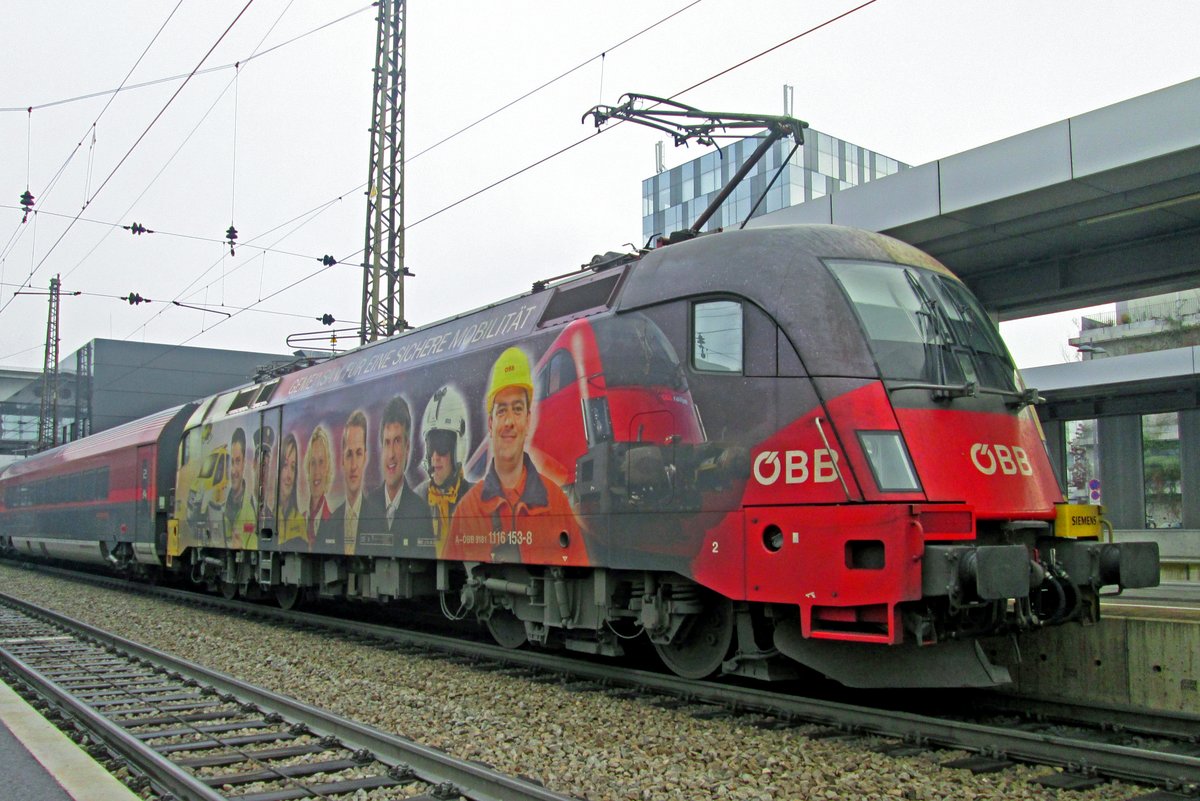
[987,613,1200,715]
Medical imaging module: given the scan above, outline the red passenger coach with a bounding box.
[0,404,193,571]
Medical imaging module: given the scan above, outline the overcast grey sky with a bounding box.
[2,1,1197,371]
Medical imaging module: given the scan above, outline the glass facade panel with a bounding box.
[1143,412,1181,528]
[1065,419,1101,505]
[813,132,834,177]
[810,172,826,200]
[764,182,783,213]
[664,205,683,234]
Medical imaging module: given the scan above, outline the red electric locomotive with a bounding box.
[0,224,1160,687]
[0,98,1161,687]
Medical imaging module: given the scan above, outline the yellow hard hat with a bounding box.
[486,347,534,413]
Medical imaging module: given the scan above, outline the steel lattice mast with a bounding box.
[36,275,62,450]
[360,0,407,344]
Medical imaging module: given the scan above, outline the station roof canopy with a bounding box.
[751,77,1200,321]
[1022,346,1200,419]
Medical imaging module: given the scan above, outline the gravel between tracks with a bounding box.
[0,565,1142,801]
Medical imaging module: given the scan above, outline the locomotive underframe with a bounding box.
[168,525,1160,686]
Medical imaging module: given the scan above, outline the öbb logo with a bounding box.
[970,443,1033,476]
[753,449,840,485]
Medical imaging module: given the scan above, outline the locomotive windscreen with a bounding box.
[828,260,1019,392]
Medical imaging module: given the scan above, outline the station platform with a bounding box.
[0,679,138,801]
[986,581,1200,715]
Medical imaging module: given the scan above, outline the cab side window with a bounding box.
[692,300,743,373]
[181,427,201,467]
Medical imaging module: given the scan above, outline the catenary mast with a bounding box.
[36,275,62,450]
[360,0,407,344]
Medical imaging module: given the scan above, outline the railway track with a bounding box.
[5,562,1200,798]
[0,590,576,801]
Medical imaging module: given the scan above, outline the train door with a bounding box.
[256,407,282,548]
[134,444,155,543]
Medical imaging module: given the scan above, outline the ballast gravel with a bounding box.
[0,565,1143,801]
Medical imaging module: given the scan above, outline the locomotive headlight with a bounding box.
[858,431,921,492]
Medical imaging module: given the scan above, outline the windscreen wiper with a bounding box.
[901,270,969,401]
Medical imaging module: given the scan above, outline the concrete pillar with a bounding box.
[1041,418,1066,491]
[1098,415,1144,530]
[1180,409,1200,529]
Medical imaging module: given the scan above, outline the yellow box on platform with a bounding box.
[1054,503,1104,539]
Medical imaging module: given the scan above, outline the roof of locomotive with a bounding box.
[194,223,955,412]
[621,224,954,311]
[618,224,956,377]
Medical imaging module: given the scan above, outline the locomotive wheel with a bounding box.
[654,596,734,679]
[274,584,301,610]
[486,610,527,649]
[219,580,238,600]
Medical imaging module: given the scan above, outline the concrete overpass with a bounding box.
[750,77,1200,320]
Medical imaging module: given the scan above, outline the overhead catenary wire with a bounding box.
[5,0,707,337]
[58,286,322,323]
[404,0,706,165]
[112,0,711,319]
[0,4,374,114]
[62,245,356,396]
[6,1,881,372]
[187,0,886,325]
[0,0,259,319]
[116,0,888,360]
[404,0,882,233]
[0,203,337,264]
[60,1,712,352]
[1,1,351,288]
[118,184,356,342]
[53,0,315,292]
[0,0,187,267]
[2,0,313,360]
[6,0,669,322]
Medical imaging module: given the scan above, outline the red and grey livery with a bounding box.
[0,224,1160,687]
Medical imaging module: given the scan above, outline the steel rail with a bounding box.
[0,643,227,801]
[9,564,1200,791]
[163,584,1200,789]
[0,591,576,801]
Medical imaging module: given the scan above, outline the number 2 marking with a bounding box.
[711,541,719,554]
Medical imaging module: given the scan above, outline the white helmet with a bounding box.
[422,385,469,472]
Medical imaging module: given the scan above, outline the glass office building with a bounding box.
[641,129,907,243]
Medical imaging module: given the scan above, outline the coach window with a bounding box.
[693,299,743,373]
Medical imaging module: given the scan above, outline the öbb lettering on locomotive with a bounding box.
[0,224,1160,688]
